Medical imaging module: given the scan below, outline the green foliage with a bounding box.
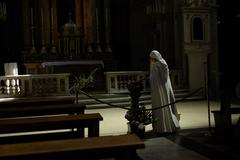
[125,103,153,138]
[72,74,94,91]
[125,104,153,126]
[70,68,98,93]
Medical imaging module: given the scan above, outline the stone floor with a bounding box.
[85,100,240,160]
[0,98,239,160]
[137,136,210,160]
[85,100,239,136]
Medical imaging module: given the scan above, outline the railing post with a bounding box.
[65,76,70,94]
[114,75,118,92]
[20,78,25,96]
[57,77,61,93]
[104,71,150,94]
[28,77,33,96]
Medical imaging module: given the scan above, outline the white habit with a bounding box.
[150,50,180,133]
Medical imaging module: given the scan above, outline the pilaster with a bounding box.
[182,0,218,96]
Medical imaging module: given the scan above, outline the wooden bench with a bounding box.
[0,103,85,118]
[212,107,240,116]
[0,96,76,107]
[0,134,145,160]
[212,107,240,133]
[229,107,240,114]
[0,113,103,144]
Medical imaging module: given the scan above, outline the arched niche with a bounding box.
[192,17,204,41]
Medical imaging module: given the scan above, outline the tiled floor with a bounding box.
[85,100,240,160]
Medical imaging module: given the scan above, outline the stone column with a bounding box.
[182,3,215,96]
[186,50,208,95]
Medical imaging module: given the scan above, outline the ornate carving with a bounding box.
[185,14,191,20]
[184,0,208,7]
[184,43,211,54]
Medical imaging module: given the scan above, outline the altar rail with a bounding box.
[104,70,184,93]
[0,73,70,97]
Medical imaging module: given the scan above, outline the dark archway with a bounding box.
[192,17,204,41]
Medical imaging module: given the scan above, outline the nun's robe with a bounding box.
[150,56,180,133]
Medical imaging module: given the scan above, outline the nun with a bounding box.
[149,50,180,134]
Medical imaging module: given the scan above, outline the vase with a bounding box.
[127,122,145,138]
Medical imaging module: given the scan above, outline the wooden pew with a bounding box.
[0,134,145,160]
[0,96,76,107]
[0,103,85,118]
[212,107,240,133]
[0,113,103,144]
[0,101,86,141]
[229,107,240,114]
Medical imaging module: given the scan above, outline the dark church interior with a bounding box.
[0,0,240,159]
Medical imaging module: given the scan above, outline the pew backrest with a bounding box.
[0,103,85,118]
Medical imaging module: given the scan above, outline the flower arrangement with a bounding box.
[125,103,153,137]
[125,80,153,137]
[69,68,98,101]
[127,80,144,93]
[71,74,94,92]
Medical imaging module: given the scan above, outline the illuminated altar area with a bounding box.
[21,0,115,91]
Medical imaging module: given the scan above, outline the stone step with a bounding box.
[76,89,204,109]
[77,89,189,100]
[84,96,204,109]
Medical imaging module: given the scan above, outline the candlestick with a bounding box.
[105,7,111,53]
[30,8,33,25]
[96,8,99,26]
[95,7,101,52]
[105,8,108,26]
[41,8,44,27]
[51,8,54,27]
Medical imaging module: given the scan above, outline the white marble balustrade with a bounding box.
[104,71,149,94]
[169,70,184,90]
[0,73,70,97]
[104,70,184,94]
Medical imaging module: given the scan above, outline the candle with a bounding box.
[41,8,44,27]
[96,8,98,26]
[51,8,53,27]
[105,8,108,26]
[30,8,33,25]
